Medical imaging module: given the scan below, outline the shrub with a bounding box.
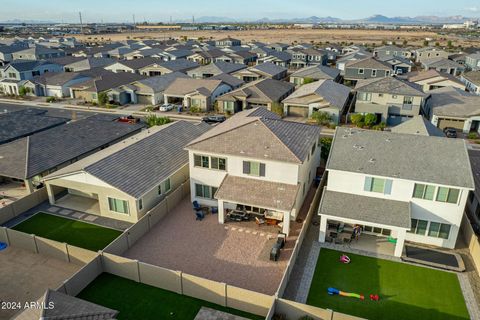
[98,92,108,105]
[364,113,377,127]
[350,113,364,127]
[320,137,333,160]
[271,102,284,117]
[372,122,386,131]
[189,106,201,114]
[303,77,315,84]
[46,96,57,103]
[18,86,28,96]
[145,114,172,127]
[468,132,479,140]
[311,111,333,126]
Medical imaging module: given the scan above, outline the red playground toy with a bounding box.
[369,294,380,301]
[339,254,351,264]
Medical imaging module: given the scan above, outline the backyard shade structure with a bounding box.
[318,189,411,257]
[14,289,118,320]
[215,175,300,234]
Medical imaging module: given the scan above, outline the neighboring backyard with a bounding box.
[12,212,122,251]
[307,249,469,320]
[77,273,264,320]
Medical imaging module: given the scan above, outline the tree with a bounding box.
[447,40,453,49]
[303,77,315,85]
[350,113,364,127]
[18,86,28,96]
[310,111,332,126]
[320,137,333,161]
[97,92,108,105]
[435,42,440,47]
[423,40,429,47]
[364,113,377,127]
[402,39,408,46]
[270,102,284,117]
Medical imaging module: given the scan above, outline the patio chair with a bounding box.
[193,201,208,214]
[195,211,205,221]
[255,217,265,225]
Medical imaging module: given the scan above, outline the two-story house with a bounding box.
[461,71,480,95]
[289,48,328,69]
[415,47,449,63]
[373,45,413,60]
[215,37,241,48]
[186,108,321,235]
[354,76,429,125]
[464,53,480,71]
[343,58,393,85]
[318,127,474,256]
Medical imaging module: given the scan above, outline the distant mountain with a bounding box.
[358,14,473,24]
[0,19,57,24]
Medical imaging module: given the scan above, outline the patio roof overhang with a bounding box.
[215,175,299,212]
[318,189,411,229]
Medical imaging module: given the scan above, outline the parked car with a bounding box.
[202,115,226,124]
[159,104,174,112]
[443,127,457,138]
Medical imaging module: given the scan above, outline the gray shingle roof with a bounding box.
[429,86,480,117]
[187,108,320,163]
[290,65,340,80]
[250,62,287,76]
[319,190,411,229]
[134,72,190,93]
[355,77,427,97]
[0,110,67,145]
[215,174,299,211]
[327,127,474,189]
[187,61,247,76]
[390,115,445,137]
[218,79,294,104]
[158,59,199,72]
[53,121,210,198]
[282,80,351,110]
[0,118,144,179]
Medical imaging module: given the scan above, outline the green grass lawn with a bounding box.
[307,249,469,320]
[77,273,264,320]
[12,212,122,251]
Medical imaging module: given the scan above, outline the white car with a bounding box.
[159,104,174,112]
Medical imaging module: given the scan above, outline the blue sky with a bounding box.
[1,0,479,22]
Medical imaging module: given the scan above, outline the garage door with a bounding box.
[387,114,411,126]
[137,94,153,105]
[287,106,309,118]
[437,118,465,130]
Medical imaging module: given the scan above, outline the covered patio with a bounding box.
[214,175,300,235]
[0,178,30,206]
[55,193,101,216]
[318,190,411,257]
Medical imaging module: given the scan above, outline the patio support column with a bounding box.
[46,184,55,205]
[282,211,290,236]
[394,229,407,257]
[218,200,225,224]
[24,179,34,194]
[319,215,327,242]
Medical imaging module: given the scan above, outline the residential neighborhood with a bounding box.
[1,2,480,320]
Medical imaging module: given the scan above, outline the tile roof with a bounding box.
[215,175,299,211]
[0,117,144,179]
[0,110,67,145]
[290,65,340,80]
[462,71,480,85]
[406,69,464,85]
[163,78,225,96]
[429,86,480,117]
[157,59,199,72]
[218,78,294,103]
[187,61,247,76]
[319,190,411,229]
[250,62,287,76]
[355,76,427,97]
[390,115,445,137]
[210,72,244,88]
[422,57,463,69]
[327,127,474,188]
[346,57,392,70]
[46,121,210,198]
[132,72,190,93]
[186,108,320,164]
[282,80,351,110]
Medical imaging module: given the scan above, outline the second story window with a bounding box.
[436,187,460,204]
[403,96,414,105]
[194,154,226,171]
[371,69,377,77]
[358,68,364,75]
[364,177,392,194]
[357,92,371,101]
[413,183,435,200]
[243,161,266,177]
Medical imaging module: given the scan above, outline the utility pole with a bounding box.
[133,14,136,32]
[79,12,83,34]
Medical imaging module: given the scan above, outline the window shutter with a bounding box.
[243,161,250,174]
[364,177,373,191]
[384,179,392,195]
[259,163,266,177]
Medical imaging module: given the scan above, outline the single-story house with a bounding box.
[104,57,160,74]
[421,57,465,76]
[216,78,295,114]
[187,61,247,79]
[232,62,287,83]
[43,121,210,223]
[289,65,341,85]
[23,72,92,98]
[405,69,466,92]
[138,59,198,77]
[461,71,480,95]
[282,79,351,122]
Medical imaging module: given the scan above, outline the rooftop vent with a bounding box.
[385,138,392,142]
[353,144,364,150]
[369,158,376,163]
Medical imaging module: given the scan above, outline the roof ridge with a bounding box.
[258,118,302,163]
[24,136,30,179]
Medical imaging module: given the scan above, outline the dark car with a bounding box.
[443,127,457,138]
[202,115,226,124]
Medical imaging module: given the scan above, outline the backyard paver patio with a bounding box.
[123,195,309,295]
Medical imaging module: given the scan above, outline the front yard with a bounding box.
[12,212,122,251]
[77,273,264,320]
[307,249,469,320]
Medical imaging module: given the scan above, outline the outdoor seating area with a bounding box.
[0,179,29,206]
[124,197,297,295]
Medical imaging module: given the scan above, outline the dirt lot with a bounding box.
[0,246,80,320]
[75,28,480,47]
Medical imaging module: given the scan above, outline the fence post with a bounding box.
[179,271,183,294]
[1,227,9,245]
[65,243,71,263]
[136,260,141,283]
[32,235,39,253]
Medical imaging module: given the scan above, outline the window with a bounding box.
[410,219,428,235]
[138,199,143,210]
[243,161,266,177]
[436,187,460,204]
[195,184,217,199]
[403,96,413,105]
[158,178,171,195]
[311,143,316,155]
[392,95,398,99]
[194,154,226,171]
[413,183,436,200]
[191,98,201,107]
[358,68,364,74]
[364,177,392,194]
[108,197,129,214]
[358,92,372,101]
[223,101,234,112]
[428,222,451,239]
[371,69,377,77]
[378,93,384,97]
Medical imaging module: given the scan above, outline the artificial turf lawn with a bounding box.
[77,273,264,320]
[12,212,122,251]
[306,249,469,320]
